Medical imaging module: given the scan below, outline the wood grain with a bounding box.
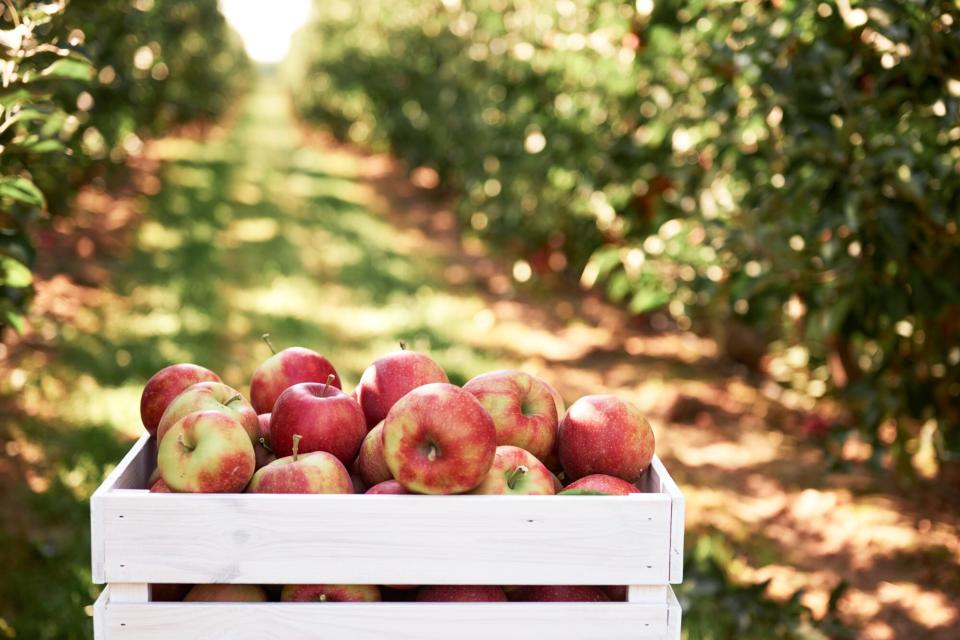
[102,600,671,640]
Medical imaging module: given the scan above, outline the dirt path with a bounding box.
[1,82,957,639]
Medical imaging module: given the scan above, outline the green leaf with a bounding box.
[0,177,46,208]
[38,58,93,82]
[3,309,26,334]
[0,256,32,288]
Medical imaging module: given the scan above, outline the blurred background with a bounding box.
[1,1,958,638]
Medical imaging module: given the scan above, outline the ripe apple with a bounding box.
[149,478,172,493]
[254,413,275,469]
[156,382,258,444]
[355,348,448,429]
[158,410,255,493]
[184,584,268,602]
[558,395,655,482]
[561,474,640,495]
[521,585,610,602]
[249,334,341,414]
[151,584,190,601]
[269,378,366,465]
[356,421,392,487]
[281,584,380,602]
[416,585,507,602]
[140,363,220,436]
[248,436,353,494]
[544,380,566,417]
[463,370,559,461]
[604,585,627,601]
[471,445,555,495]
[365,479,409,494]
[383,383,496,494]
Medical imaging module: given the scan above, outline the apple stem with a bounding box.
[507,465,529,490]
[321,373,335,397]
[399,340,407,351]
[261,333,277,355]
[177,433,195,452]
[258,437,273,453]
[225,393,243,406]
[292,434,302,462]
[427,444,438,462]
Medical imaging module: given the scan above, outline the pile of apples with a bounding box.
[140,337,657,602]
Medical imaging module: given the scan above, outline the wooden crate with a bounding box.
[91,434,684,639]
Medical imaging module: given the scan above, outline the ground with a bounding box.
[0,83,957,639]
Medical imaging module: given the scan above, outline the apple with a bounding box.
[158,410,255,493]
[471,445,555,495]
[249,334,341,415]
[604,585,627,601]
[149,478,172,493]
[355,347,448,429]
[383,383,496,494]
[416,585,507,602]
[184,584,268,602]
[254,413,275,469]
[356,421,392,487]
[151,584,191,601]
[269,378,366,465]
[140,364,220,436]
[365,479,409,494]
[248,436,353,494]
[463,370,558,461]
[561,474,640,496]
[544,380,566,417]
[156,382,258,445]
[521,585,610,602]
[281,584,380,602]
[558,395,655,482]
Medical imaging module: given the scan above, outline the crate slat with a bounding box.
[100,600,673,640]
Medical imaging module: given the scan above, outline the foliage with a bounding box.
[290,0,960,473]
[679,534,851,639]
[0,0,249,333]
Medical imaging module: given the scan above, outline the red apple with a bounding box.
[356,421,392,486]
[463,370,558,461]
[356,348,449,429]
[604,585,627,601]
[156,382,258,444]
[254,413,275,469]
[158,410,255,493]
[470,446,555,495]
[383,383,496,494]
[365,479,409,494]
[149,478,172,493]
[140,364,220,436]
[270,379,366,465]
[544,380,566,417]
[561,474,640,496]
[249,335,341,414]
[558,395,655,482]
[521,586,609,602]
[281,584,380,602]
[416,585,507,602]
[184,584,268,602]
[248,437,353,494]
[150,584,191,601]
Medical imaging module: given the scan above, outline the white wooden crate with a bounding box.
[91,434,684,639]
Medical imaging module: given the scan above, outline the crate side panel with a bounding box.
[103,602,669,640]
[650,456,685,583]
[100,493,672,585]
